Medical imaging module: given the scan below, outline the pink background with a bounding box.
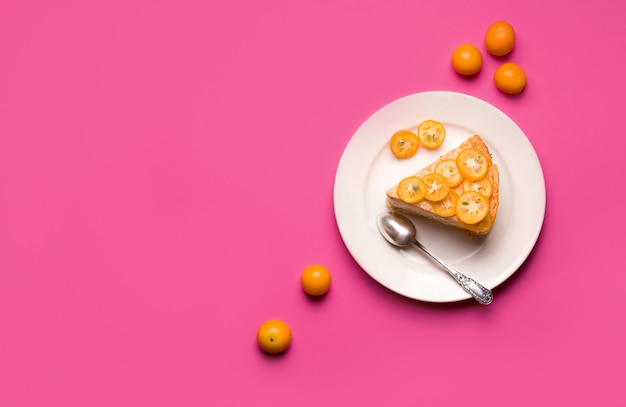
[1,0,624,406]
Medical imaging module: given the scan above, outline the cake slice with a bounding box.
[386,134,500,236]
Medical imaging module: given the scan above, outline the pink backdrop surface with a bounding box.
[1,0,624,406]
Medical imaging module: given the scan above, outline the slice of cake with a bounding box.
[386,134,500,236]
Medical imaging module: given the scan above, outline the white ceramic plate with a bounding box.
[334,91,546,303]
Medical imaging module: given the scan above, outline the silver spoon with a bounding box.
[377,212,493,305]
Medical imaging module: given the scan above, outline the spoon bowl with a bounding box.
[376,212,493,305]
[376,212,416,247]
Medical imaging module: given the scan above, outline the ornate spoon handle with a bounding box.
[412,239,493,305]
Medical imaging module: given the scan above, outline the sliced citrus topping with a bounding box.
[458,215,492,234]
[456,148,491,181]
[462,177,493,198]
[390,130,419,159]
[456,191,489,224]
[435,159,463,187]
[422,173,449,202]
[432,189,459,217]
[417,120,445,149]
[397,176,427,204]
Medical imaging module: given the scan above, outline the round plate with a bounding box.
[333,91,546,303]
